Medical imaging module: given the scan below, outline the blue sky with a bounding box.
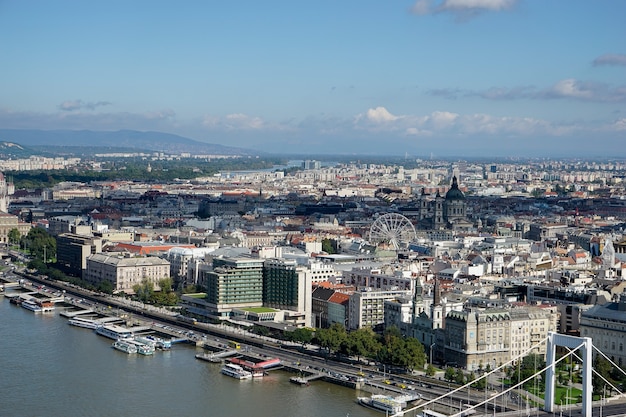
[1,0,625,157]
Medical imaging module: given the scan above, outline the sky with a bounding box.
[1,0,625,157]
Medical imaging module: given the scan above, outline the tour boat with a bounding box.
[68,317,102,329]
[96,324,134,341]
[220,363,252,380]
[21,299,43,313]
[112,340,138,354]
[357,394,404,416]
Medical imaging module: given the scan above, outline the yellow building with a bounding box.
[0,212,31,244]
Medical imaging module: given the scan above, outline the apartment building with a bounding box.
[348,288,411,330]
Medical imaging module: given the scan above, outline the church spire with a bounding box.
[433,277,441,306]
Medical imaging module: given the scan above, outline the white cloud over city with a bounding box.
[427,79,626,103]
[411,0,518,18]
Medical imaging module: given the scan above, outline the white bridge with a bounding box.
[405,332,625,417]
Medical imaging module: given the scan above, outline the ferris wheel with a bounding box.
[369,213,417,250]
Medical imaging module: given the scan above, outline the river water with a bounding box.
[0,295,380,417]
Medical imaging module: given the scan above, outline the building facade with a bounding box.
[84,253,170,293]
[56,233,103,276]
[580,294,626,367]
[263,258,312,327]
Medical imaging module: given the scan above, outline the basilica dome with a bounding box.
[445,176,465,200]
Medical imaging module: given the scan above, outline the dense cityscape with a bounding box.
[1,151,626,414]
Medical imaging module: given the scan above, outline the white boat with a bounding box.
[40,304,55,313]
[357,394,404,416]
[96,324,134,341]
[68,317,102,329]
[136,344,155,355]
[221,363,252,380]
[134,336,157,346]
[112,340,137,354]
[127,339,155,355]
[146,335,171,349]
[21,299,43,313]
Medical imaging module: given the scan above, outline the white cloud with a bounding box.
[202,113,296,133]
[145,109,176,120]
[203,113,264,130]
[426,111,459,129]
[58,99,112,111]
[550,79,594,100]
[609,118,626,131]
[592,54,626,67]
[354,107,578,139]
[429,79,626,103]
[411,0,432,15]
[411,0,518,18]
[540,79,626,102]
[366,106,400,123]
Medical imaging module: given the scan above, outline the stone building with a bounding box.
[443,305,558,370]
[0,212,31,244]
[580,293,626,367]
[444,308,511,370]
[413,176,470,230]
[84,253,170,293]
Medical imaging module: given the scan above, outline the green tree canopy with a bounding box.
[21,227,56,262]
[314,323,347,355]
[8,228,21,245]
[342,327,382,361]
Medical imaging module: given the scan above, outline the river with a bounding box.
[0,294,381,417]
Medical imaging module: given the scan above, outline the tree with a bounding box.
[158,277,173,293]
[518,353,546,390]
[593,354,615,396]
[444,367,456,382]
[8,228,20,246]
[133,279,155,303]
[289,328,314,348]
[344,328,381,362]
[454,368,465,384]
[321,238,337,254]
[314,323,347,356]
[97,280,114,294]
[425,364,436,377]
[21,227,56,262]
[399,338,426,372]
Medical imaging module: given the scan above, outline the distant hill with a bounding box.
[0,141,44,159]
[0,129,258,156]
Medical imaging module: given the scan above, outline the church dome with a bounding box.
[445,176,465,200]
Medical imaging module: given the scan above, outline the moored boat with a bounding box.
[9,296,23,305]
[127,339,155,355]
[68,317,102,329]
[357,394,405,416]
[146,335,171,349]
[112,340,137,354]
[220,363,252,380]
[21,299,43,312]
[134,336,157,348]
[96,324,134,341]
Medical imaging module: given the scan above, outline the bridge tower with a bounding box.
[544,332,593,416]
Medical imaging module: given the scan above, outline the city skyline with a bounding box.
[1,1,625,157]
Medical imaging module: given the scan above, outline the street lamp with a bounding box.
[429,342,436,367]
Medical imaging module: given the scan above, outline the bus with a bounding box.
[228,341,241,349]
